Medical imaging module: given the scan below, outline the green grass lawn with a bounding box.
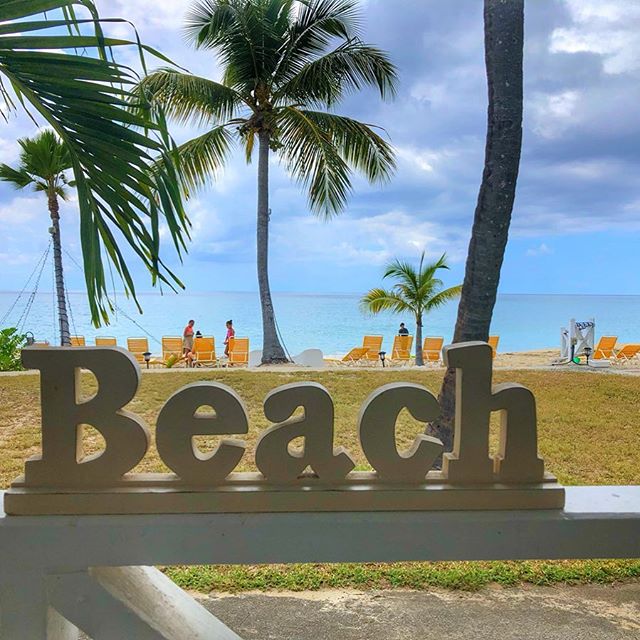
[1,368,638,591]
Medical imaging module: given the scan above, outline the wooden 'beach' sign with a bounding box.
[4,341,564,515]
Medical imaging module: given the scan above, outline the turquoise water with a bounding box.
[1,291,638,356]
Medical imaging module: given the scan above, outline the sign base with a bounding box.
[5,472,565,515]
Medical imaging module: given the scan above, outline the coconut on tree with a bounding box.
[0,131,75,346]
[361,253,462,366]
[136,0,398,363]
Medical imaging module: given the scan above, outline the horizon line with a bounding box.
[0,290,638,298]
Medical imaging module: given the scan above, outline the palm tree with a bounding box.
[361,254,462,366]
[0,131,76,345]
[431,0,524,450]
[0,1,189,325]
[137,0,398,363]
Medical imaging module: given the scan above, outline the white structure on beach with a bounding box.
[560,318,596,361]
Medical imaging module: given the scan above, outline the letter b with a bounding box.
[22,347,149,487]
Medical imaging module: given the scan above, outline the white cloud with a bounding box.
[0,196,44,224]
[551,1,640,74]
[95,0,193,31]
[528,90,581,140]
[526,243,553,257]
[273,210,467,268]
[0,137,20,165]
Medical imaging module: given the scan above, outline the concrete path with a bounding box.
[199,583,640,640]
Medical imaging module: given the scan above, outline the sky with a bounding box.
[0,0,639,297]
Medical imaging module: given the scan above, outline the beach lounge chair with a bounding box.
[228,337,249,366]
[193,336,217,367]
[127,337,159,366]
[423,336,444,364]
[70,336,85,347]
[162,337,185,366]
[391,335,413,363]
[594,336,617,360]
[488,336,499,358]
[341,347,369,364]
[612,344,640,365]
[32,341,49,347]
[362,335,383,361]
[95,336,117,347]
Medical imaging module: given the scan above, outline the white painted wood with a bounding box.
[156,382,249,484]
[0,487,638,569]
[256,382,355,482]
[358,383,443,481]
[47,567,241,639]
[0,571,77,639]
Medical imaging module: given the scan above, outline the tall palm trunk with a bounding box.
[415,313,424,366]
[431,0,524,451]
[257,130,288,364]
[48,190,71,346]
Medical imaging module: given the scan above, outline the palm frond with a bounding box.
[0,165,32,189]
[168,126,234,195]
[285,109,395,182]
[277,105,352,217]
[275,0,360,80]
[185,0,286,89]
[0,1,190,325]
[136,68,243,126]
[425,284,463,310]
[360,287,412,315]
[365,253,461,320]
[420,253,449,282]
[16,130,72,180]
[275,38,398,106]
[383,259,419,289]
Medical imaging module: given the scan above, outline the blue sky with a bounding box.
[0,0,638,296]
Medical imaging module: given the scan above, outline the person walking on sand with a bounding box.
[183,319,195,366]
[224,320,235,357]
[398,322,409,336]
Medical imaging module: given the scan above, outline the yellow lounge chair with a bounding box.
[193,336,217,366]
[423,336,444,363]
[127,337,159,366]
[228,337,249,366]
[70,336,85,347]
[488,336,499,358]
[594,336,617,360]
[391,335,413,362]
[362,335,383,361]
[95,336,117,347]
[162,336,185,366]
[341,347,369,364]
[612,344,640,365]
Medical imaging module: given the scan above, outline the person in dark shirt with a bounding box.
[398,323,409,336]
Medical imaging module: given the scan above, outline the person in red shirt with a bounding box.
[183,319,195,366]
[224,319,235,357]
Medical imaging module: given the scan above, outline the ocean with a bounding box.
[1,291,638,356]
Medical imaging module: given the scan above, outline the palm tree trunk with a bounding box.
[48,191,71,346]
[415,314,424,366]
[257,130,288,364]
[431,0,524,451]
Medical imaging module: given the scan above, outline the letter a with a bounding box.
[256,383,355,483]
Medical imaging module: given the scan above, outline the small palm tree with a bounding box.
[137,0,398,363]
[1,1,189,325]
[361,254,462,366]
[0,131,75,345]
